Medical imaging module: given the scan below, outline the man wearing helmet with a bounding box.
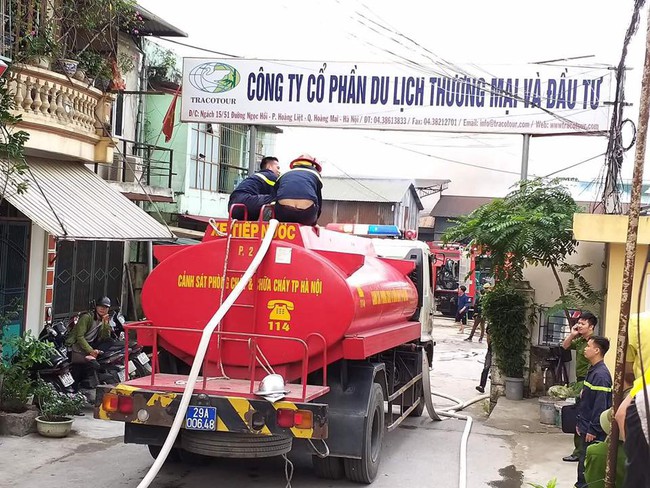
[272,154,323,226]
[65,296,113,362]
[228,156,281,220]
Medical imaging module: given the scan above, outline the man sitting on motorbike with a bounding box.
[65,296,113,363]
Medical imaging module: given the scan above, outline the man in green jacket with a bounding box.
[65,296,113,362]
[562,311,598,462]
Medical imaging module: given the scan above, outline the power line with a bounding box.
[152,36,239,58]
[543,153,606,178]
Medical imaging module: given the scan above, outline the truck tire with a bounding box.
[408,383,425,417]
[147,444,181,462]
[344,383,384,483]
[182,430,292,458]
[312,455,345,479]
[178,448,211,465]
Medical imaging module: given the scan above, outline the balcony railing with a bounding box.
[7,63,114,162]
[9,63,106,136]
[101,138,174,190]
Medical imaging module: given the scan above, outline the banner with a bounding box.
[181,58,613,135]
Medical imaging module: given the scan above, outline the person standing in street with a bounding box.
[575,336,612,488]
[465,283,491,342]
[455,285,471,334]
[228,156,281,220]
[561,311,598,462]
[475,326,492,394]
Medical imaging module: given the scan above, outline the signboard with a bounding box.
[181,58,613,135]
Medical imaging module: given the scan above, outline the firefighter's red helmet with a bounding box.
[289,154,322,173]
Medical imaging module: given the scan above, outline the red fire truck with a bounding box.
[94,218,436,484]
[428,242,492,316]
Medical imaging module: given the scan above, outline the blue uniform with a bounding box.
[273,167,323,225]
[228,169,277,220]
[576,360,612,488]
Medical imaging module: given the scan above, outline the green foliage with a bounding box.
[0,332,54,412]
[147,44,180,83]
[527,478,557,488]
[77,50,112,80]
[482,284,529,377]
[546,263,606,316]
[0,76,30,206]
[444,179,579,282]
[34,380,85,421]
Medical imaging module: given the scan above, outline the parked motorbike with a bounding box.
[108,306,152,378]
[35,308,76,394]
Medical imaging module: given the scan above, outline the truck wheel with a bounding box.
[408,383,425,417]
[147,444,180,462]
[177,448,211,466]
[344,383,384,483]
[312,455,345,479]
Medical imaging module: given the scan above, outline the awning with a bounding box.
[1,160,176,241]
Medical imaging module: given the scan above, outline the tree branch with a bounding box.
[550,262,571,323]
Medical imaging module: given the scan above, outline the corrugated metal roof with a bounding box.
[430,195,496,218]
[1,160,176,241]
[322,177,420,205]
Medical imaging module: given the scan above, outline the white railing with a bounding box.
[7,64,107,137]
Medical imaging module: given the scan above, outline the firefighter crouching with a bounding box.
[273,154,323,226]
[228,156,281,220]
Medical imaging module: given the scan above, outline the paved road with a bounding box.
[1,319,574,488]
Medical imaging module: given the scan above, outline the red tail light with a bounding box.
[276,408,313,429]
[118,395,134,414]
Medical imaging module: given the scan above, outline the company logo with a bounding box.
[188,62,241,93]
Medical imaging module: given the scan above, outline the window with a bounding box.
[0,0,12,61]
[111,93,124,137]
[188,123,249,193]
[189,123,220,192]
[219,124,249,193]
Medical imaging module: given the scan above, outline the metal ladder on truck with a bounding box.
[210,204,270,379]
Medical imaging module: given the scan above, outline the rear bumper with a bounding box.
[94,384,328,439]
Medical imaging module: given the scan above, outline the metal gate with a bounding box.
[0,220,30,336]
[52,240,124,319]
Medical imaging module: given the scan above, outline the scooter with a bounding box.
[34,308,76,394]
[108,307,152,378]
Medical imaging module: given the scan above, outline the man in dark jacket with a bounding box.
[575,335,612,488]
[272,154,322,226]
[228,156,280,220]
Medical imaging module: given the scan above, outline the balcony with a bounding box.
[95,138,175,203]
[7,63,115,163]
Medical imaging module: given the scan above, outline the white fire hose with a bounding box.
[137,219,279,488]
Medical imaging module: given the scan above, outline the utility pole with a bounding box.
[520,134,531,181]
[604,6,650,487]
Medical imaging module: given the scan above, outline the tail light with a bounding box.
[276,408,313,429]
[102,393,134,415]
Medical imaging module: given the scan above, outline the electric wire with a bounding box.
[152,36,239,58]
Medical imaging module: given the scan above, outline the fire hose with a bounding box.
[137,219,279,488]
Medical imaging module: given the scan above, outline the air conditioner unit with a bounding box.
[111,154,144,183]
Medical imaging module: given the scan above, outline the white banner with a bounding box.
[181,58,613,135]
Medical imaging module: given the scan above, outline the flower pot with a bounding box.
[35,416,73,438]
[59,59,78,77]
[28,56,51,69]
[73,68,86,81]
[504,376,524,401]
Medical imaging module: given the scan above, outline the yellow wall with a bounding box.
[602,243,650,373]
[573,214,650,374]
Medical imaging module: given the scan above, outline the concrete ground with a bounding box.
[0,317,579,488]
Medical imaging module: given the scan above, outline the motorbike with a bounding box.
[34,309,76,394]
[108,307,152,378]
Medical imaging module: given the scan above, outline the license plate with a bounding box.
[117,369,125,382]
[59,372,74,387]
[185,406,217,431]
[137,352,149,364]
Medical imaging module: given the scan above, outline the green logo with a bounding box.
[188,62,240,93]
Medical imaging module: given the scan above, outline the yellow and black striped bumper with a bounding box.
[94,384,328,439]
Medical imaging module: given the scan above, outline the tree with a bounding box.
[0,75,30,208]
[444,179,598,321]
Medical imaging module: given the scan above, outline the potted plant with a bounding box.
[19,26,57,69]
[0,332,53,412]
[482,283,529,400]
[34,380,85,438]
[78,50,112,88]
